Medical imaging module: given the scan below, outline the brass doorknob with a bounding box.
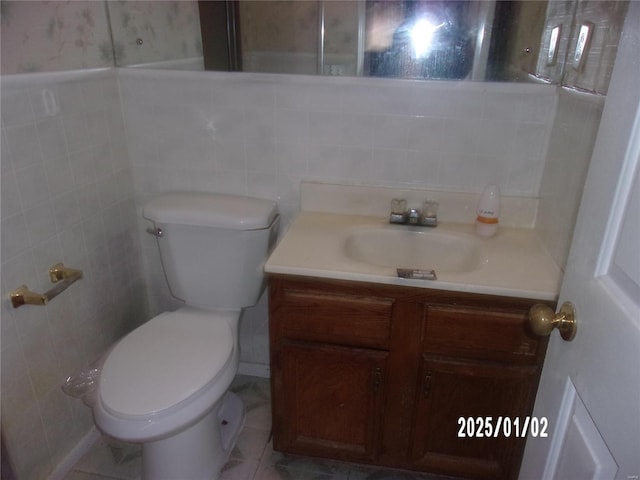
[528,301,577,341]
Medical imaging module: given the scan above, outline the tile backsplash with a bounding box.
[120,68,557,214]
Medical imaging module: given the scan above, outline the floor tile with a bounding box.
[255,442,350,480]
[220,458,261,480]
[66,435,141,480]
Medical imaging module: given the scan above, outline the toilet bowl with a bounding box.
[94,308,241,479]
[91,192,279,480]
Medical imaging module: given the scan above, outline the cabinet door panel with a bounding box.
[275,341,387,462]
[410,357,538,479]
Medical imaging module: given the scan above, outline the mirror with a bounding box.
[110,0,627,92]
[110,0,548,82]
[212,0,548,82]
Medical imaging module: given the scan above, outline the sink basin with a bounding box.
[344,227,482,273]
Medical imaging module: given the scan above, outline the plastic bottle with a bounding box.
[475,185,500,237]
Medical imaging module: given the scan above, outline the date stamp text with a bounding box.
[457,416,549,438]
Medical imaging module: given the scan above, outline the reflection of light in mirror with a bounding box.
[410,18,444,59]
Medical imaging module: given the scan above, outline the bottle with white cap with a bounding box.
[475,185,500,237]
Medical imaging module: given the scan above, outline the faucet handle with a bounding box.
[389,198,408,224]
[420,200,439,227]
[390,198,407,214]
[422,200,439,217]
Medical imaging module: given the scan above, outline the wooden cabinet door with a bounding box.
[409,357,539,480]
[273,341,388,463]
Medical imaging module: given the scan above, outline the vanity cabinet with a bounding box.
[269,278,393,462]
[410,306,545,479]
[268,276,553,480]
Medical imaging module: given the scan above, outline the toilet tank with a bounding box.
[143,192,279,310]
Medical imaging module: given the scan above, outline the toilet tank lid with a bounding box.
[143,192,278,230]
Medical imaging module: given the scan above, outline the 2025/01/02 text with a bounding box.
[457,416,549,438]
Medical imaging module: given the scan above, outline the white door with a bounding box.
[520,3,640,480]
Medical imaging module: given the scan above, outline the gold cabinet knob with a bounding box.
[528,301,577,341]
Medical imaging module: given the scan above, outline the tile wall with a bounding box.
[1,69,147,479]
[1,64,607,478]
[536,87,605,267]
[118,68,558,370]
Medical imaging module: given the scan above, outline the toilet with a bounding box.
[92,192,279,480]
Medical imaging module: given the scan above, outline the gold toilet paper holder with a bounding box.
[9,263,83,308]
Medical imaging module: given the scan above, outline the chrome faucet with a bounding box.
[389,198,438,227]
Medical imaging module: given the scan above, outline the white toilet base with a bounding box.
[142,392,245,480]
[218,391,245,453]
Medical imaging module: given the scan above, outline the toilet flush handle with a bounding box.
[146,227,163,237]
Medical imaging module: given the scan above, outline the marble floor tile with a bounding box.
[220,458,261,480]
[254,440,352,480]
[67,435,141,480]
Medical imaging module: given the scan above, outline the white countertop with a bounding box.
[265,212,562,301]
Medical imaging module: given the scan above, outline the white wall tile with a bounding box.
[339,145,375,181]
[275,82,312,110]
[406,116,445,152]
[246,142,276,173]
[535,88,604,268]
[340,112,375,148]
[306,110,343,145]
[405,150,442,187]
[275,143,311,176]
[1,169,22,218]
[5,123,43,168]
[1,70,146,480]
[304,83,343,112]
[409,84,452,117]
[447,90,485,119]
[275,108,309,144]
[53,193,82,233]
[24,202,58,246]
[373,115,411,150]
[247,172,279,200]
[15,163,51,209]
[371,148,408,184]
[45,154,75,195]
[1,88,35,126]
[84,110,112,146]
[58,223,88,266]
[57,82,88,114]
[215,170,248,194]
[244,107,276,144]
[1,213,30,259]
[1,128,15,172]
[36,117,68,161]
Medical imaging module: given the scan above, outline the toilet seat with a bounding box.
[99,308,234,418]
